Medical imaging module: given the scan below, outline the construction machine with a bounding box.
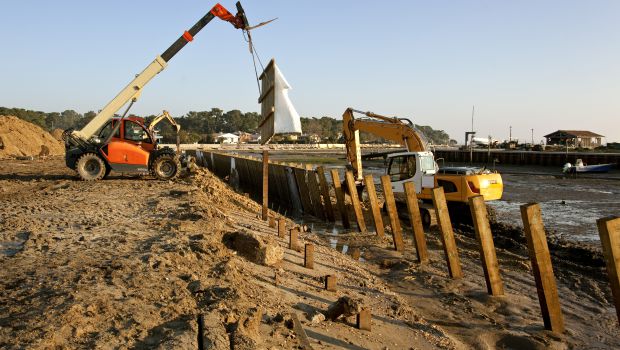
[343,108,503,226]
[148,110,182,154]
[63,2,250,181]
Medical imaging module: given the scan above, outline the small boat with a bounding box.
[563,159,615,173]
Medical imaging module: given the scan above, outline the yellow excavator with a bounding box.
[148,110,182,154]
[343,108,503,226]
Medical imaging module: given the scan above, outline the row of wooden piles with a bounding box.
[191,149,620,334]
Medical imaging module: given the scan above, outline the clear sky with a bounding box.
[0,1,618,143]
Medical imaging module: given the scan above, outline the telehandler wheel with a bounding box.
[76,153,106,181]
[151,154,180,180]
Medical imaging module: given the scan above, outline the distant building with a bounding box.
[544,130,604,148]
[299,134,321,144]
[216,133,239,144]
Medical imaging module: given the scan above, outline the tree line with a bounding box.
[1,106,456,145]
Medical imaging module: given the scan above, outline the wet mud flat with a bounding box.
[487,171,620,243]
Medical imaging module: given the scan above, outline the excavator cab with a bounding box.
[386,151,437,195]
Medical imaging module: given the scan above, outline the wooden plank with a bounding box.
[380,176,404,252]
[290,313,313,350]
[598,216,620,325]
[363,175,385,238]
[469,195,504,296]
[289,227,300,251]
[520,203,564,333]
[345,171,367,233]
[325,275,337,291]
[253,159,263,200]
[356,308,371,331]
[304,244,314,269]
[285,166,303,217]
[278,218,286,238]
[431,187,463,278]
[403,182,428,263]
[237,158,250,194]
[262,150,269,221]
[316,166,335,222]
[351,248,361,261]
[272,164,288,212]
[278,165,294,213]
[330,169,350,229]
[293,168,314,215]
[306,169,326,220]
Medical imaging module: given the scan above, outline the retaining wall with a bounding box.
[434,149,620,167]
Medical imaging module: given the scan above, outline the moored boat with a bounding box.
[563,159,614,173]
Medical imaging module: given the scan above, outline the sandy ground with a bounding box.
[1,157,620,349]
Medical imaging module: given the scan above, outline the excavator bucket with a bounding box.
[258,59,302,144]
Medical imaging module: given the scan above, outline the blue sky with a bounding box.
[0,1,618,143]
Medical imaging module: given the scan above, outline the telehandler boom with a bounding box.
[64,2,249,181]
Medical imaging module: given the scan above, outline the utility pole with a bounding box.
[531,128,534,145]
[509,126,512,142]
[471,106,475,132]
[470,106,475,164]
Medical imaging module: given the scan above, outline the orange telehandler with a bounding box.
[63,3,250,180]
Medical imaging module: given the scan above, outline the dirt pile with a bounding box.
[0,116,64,159]
[50,128,65,141]
[223,230,284,266]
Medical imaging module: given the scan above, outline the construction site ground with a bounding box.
[1,157,619,349]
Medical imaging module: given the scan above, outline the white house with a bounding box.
[217,133,239,144]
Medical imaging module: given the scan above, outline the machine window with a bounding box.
[388,155,416,181]
[420,156,436,172]
[437,179,458,193]
[124,121,151,143]
[98,121,120,140]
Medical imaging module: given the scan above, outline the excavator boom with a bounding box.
[148,110,181,154]
[342,107,503,204]
[343,107,428,181]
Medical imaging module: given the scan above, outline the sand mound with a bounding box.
[51,128,65,141]
[0,116,64,159]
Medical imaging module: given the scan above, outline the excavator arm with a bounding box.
[148,110,181,154]
[71,3,248,142]
[342,108,428,181]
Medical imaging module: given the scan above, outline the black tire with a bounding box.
[151,153,180,180]
[103,164,112,179]
[76,153,106,181]
[421,208,432,228]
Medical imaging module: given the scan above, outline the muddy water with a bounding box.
[488,173,620,242]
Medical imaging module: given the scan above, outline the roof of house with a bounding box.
[544,130,604,138]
